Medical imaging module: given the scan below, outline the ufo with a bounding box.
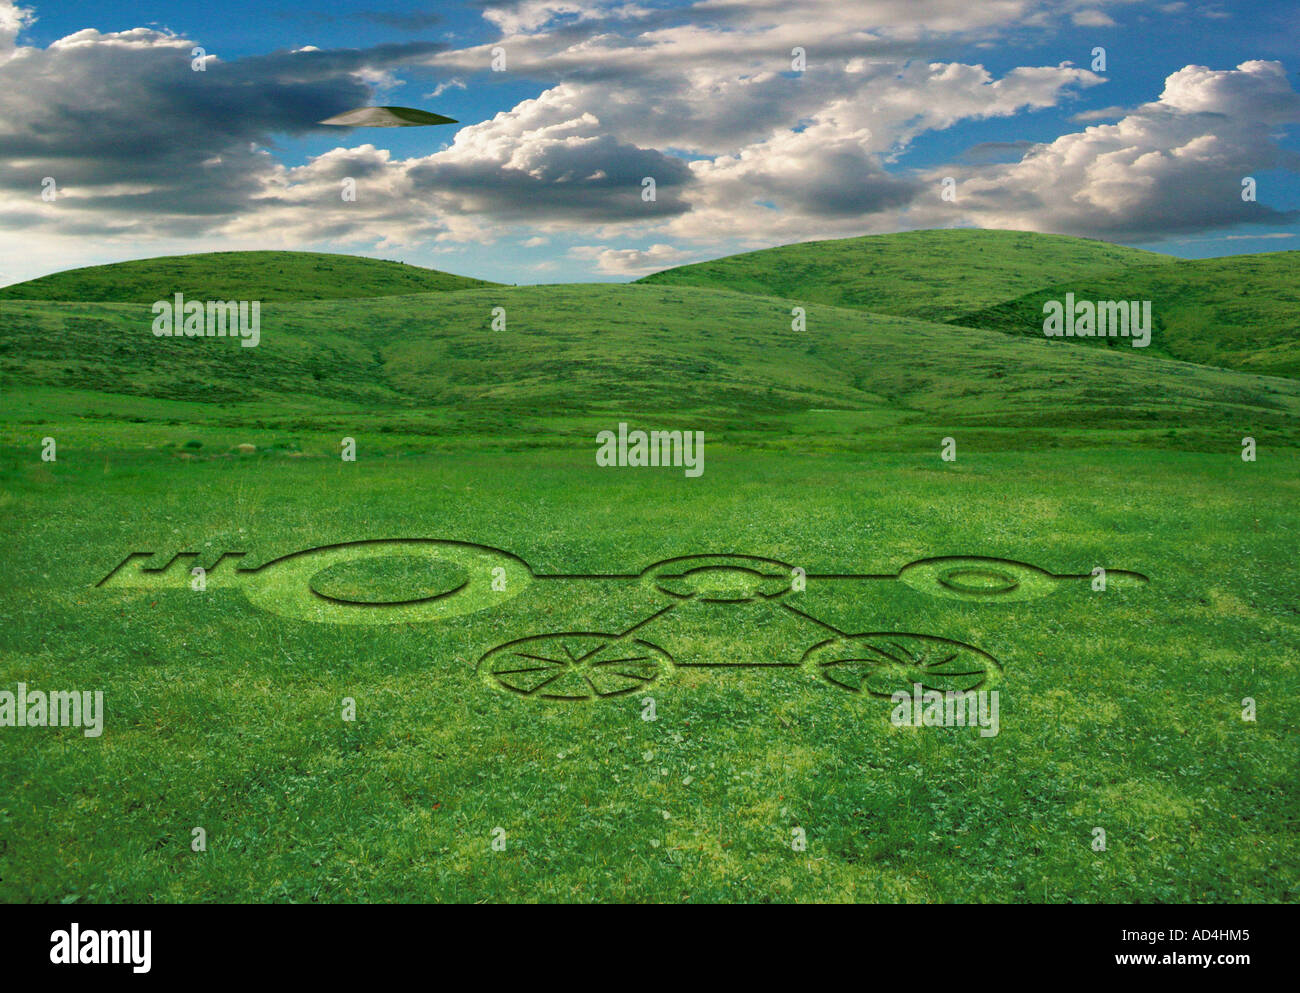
[318,106,458,127]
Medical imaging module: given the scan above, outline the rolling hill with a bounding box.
[2,283,1296,455]
[0,250,497,304]
[640,229,1300,379]
[637,228,1174,323]
[947,251,1300,378]
[2,236,1295,449]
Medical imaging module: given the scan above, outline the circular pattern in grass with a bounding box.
[239,540,533,624]
[309,554,469,605]
[897,556,1060,602]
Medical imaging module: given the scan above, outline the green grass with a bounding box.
[0,250,497,304]
[4,285,1296,453]
[0,448,1295,902]
[638,228,1173,322]
[0,236,1296,903]
[948,251,1300,378]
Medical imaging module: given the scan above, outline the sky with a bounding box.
[0,0,1297,284]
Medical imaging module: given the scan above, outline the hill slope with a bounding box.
[2,285,1296,453]
[0,251,497,304]
[947,251,1300,378]
[638,229,1173,323]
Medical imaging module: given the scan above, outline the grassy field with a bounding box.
[0,230,1296,903]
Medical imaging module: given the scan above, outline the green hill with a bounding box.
[638,229,1173,323]
[947,251,1300,379]
[2,283,1296,453]
[0,250,497,304]
[2,241,1295,450]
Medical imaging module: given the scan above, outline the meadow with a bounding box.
[0,230,1295,902]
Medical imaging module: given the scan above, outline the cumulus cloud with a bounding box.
[213,89,694,250]
[921,60,1300,241]
[0,23,447,238]
[0,0,32,62]
[0,0,1295,281]
[652,59,1100,242]
[404,86,693,224]
[0,16,689,253]
[569,241,698,275]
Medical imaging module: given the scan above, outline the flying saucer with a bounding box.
[318,106,458,127]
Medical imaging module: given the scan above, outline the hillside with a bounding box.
[0,251,497,304]
[947,251,1300,379]
[637,229,1174,323]
[2,284,1296,454]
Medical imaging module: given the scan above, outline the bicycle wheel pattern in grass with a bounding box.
[805,633,1001,697]
[482,633,670,701]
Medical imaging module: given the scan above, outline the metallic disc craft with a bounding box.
[319,106,458,127]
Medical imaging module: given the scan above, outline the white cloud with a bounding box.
[570,242,697,275]
[0,0,33,62]
[482,1,654,36]
[1071,9,1117,27]
[915,60,1300,241]
[656,60,1100,242]
[428,78,466,98]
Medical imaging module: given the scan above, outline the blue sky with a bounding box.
[1,0,1297,284]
